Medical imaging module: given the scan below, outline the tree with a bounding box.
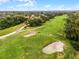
[65,13,79,50]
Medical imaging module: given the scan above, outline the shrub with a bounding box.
[26,17,43,27]
[65,13,79,50]
[40,14,48,22]
[26,14,56,27]
[0,16,27,30]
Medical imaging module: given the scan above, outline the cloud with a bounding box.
[18,0,33,2]
[44,5,51,8]
[41,5,64,11]
[1,5,72,11]
[73,4,79,10]
[5,6,36,11]
[0,0,10,5]
[2,0,37,11]
[41,4,73,11]
[1,1,79,11]
[0,0,36,6]
[16,0,36,7]
[0,0,10,3]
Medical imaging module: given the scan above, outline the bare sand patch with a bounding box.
[42,41,64,54]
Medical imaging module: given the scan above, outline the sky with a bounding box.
[0,0,79,11]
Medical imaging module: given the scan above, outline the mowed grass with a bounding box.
[0,23,25,36]
[0,15,76,59]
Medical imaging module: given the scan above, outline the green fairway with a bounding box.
[0,15,76,59]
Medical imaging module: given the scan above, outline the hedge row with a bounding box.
[0,16,27,30]
[0,13,62,30]
[26,14,54,27]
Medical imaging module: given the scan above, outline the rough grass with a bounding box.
[0,23,25,36]
[0,15,76,59]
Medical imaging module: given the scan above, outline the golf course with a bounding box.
[0,15,78,59]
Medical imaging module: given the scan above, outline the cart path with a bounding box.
[0,25,26,39]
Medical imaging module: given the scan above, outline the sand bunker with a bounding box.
[24,32,37,37]
[42,41,64,54]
